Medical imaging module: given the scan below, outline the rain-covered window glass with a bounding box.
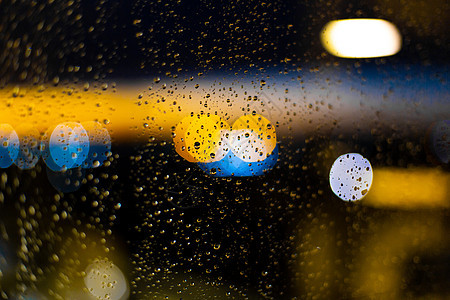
[0,0,448,299]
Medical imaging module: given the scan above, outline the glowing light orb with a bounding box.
[431,120,449,164]
[173,116,198,162]
[41,125,66,172]
[230,114,276,162]
[0,124,19,168]
[174,113,278,176]
[81,121,111,168]
[198,144,279,177]
[84,259,129,300]
[14,124,40,170]
[197,150,239,177]
[183,114,230,163]
[321,19,402,58]
[47,122,90,170]
[329,153,373,201]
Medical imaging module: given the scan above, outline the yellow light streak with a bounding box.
[363,167,450,209]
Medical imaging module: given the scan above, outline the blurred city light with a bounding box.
[364,168,450,208]
[321,19,402,58]
[42,122,90,171]
[174,113,279,177]
[84,259,129,300]
[329,153,373,201]
[198,143,279,177]
[174,114,230,163]
[229,114,277,162]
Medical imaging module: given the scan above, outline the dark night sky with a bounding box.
[0,0,448,83]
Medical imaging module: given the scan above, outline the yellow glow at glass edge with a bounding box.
[321,19,402,58]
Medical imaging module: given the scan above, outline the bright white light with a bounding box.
[84,259,129,300]
[228,129,273,162]
[329,153,373,201]
[321,19,402,58]
[230,114,276,162]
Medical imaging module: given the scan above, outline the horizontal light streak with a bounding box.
[0,67,446,144]
[363,167,450,208]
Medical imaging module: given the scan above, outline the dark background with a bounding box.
[0,0,448,83]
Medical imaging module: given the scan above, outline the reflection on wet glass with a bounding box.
[0,0,448,298]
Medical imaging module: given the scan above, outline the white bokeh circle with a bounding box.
[84,259,129,300]
[329,153,373,201]
[228,129,274,162]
